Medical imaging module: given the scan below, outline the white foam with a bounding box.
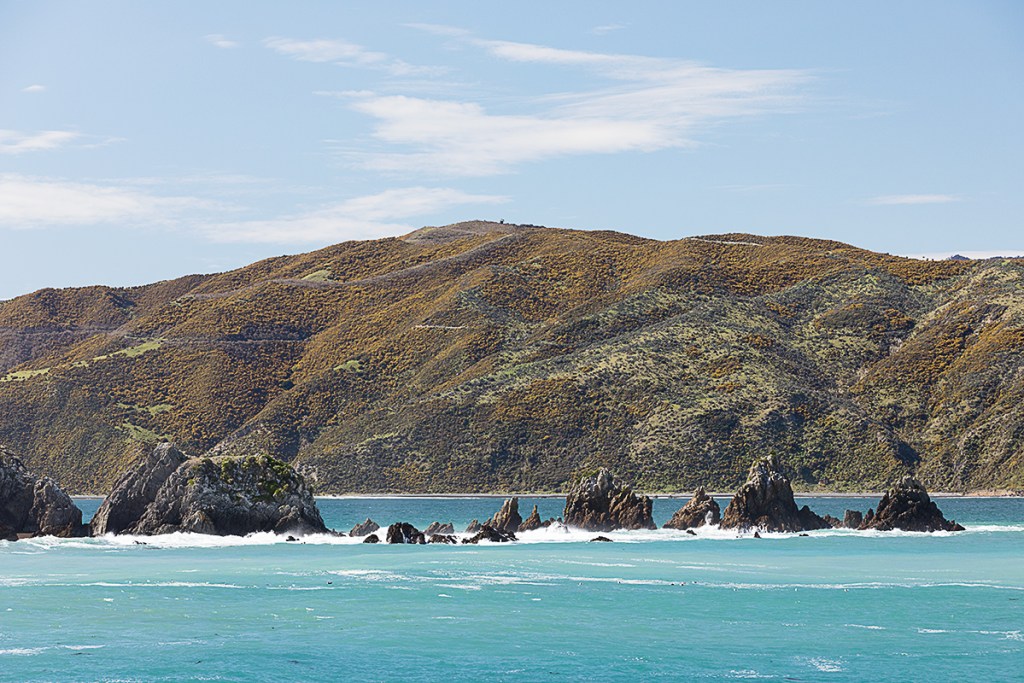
[0,647,46,656]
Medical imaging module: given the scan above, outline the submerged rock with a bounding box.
[484,497,522,533]
[386,522,426,544]
[462,524,516,544]
[124,452,327,536]
[719,455,829,533]
[91,443,187,535]
[589,536,613,542]
[349,518,380,536]
[428,534,458,544]
[563,468,655,531]
[859,477,964,532]
[663,487,721,530]
[0,445,84,539]
[424,521,455,536]
[517,504,554,532]
[362,533,380,544]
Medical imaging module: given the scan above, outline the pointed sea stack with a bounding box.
[91,443,187,535]
[484,497,522,533]
[349,518,380,536]
[719,455,829,533]
[386,522,426,544]
[0,445,84,539]
[663,487,721,530]
[859,476,964,532]
[563,468,655,531]
[517,504,554,532]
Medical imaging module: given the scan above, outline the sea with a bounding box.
[1,496,1021,682]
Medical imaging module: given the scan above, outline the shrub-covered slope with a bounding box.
[1,221,1020,493]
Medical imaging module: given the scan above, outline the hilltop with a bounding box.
[1,221,1022,494]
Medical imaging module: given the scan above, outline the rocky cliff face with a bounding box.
[563,468,655,531]
[0,446,84,539]
[94,448,327,536]
[720,455,829,532]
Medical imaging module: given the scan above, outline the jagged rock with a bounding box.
[424,521,455,536]
[91,443,187,535]
[843,510,864,529]
[589,536,613,542]
[428,534,458,544]
[720,455,830,532]
[563,468,655,531]
[483,497,522,533]
[859,477,965,532]
[465,519,482,534]
[386,522,426,544]
[0,445,84,539]
[462,524,516,544]
[821,515,843,528]
[517,505,554,532]
[128,454,327,536]
[363,533,379,544]
[349,518,380,536]
[663,487,721,530]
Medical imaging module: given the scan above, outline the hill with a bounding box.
[1,221,1022,493]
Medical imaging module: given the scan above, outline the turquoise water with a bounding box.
[2,497,1021,682]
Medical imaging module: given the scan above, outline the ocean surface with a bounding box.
[1,496,1021,682]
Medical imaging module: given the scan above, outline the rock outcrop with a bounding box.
[90,443,187,535]
[386,522,426,544]
[462,524,516,544]
[349,518,380,536]
[465,519,482,534]
[563,468,655,531]
[663,487,721,530]
[859,477,965,532]
[116,452,328,536]
[363,533,379,543]
[1,446,84,539]
[424,521,455,536]
[843,510,864,529]
[719,455,830,532]
[484,497,522,533]
[517,505,555,532]
[429,534,458,544]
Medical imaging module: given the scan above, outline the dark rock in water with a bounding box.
[821,514,843,528]
[1,445,84,539]
[462,524,516,544]
[663,487,721,529]
[863,508,875,526]
[517,504,554,532]
[484,497,522,533]
[589,536,613,542]
[362,533,379,544]
[286,535,299,542]
[424,521,455,536]
[563,468,655,531]
[843,510,864,529]
[91,443,187,535]
[349,518,380,536]
[386,522,426,544]
[428,534,458,544]
[127,453,328,536]
[465,519,482,534]
[720,455,829,533]
[685,529,696,536]
[753,531,762,539]
[859,477,965,532]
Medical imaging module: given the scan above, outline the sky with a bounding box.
[1,1,1022,300]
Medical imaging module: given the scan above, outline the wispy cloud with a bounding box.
[0,174,214,228]
[341,30,811,176]
[206,187,508,243]
[867,194,961,205]
[0,129,79,154]
[264,37,441,77]
[21,84,46,93]
[205,34,240,49]
[591,23,627,35]
[905,250,1024,260]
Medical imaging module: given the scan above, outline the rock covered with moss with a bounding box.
[107,450,327,536]
[720,455,829,532]
[563,468,655,531]
[1,445,84,540]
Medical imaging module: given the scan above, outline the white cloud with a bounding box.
[206,186,508,243]
[591,23,627,35]
[867,194,961,205]
[21,84,46,93]
[343,32,810,176]
[0,174,213,228]
[205,34,240,49]
[264,37,440,77]
[0,129,79,154]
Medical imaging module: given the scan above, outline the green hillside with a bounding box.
[1,221,1021,494]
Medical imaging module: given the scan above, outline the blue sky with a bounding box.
[1,1,1022,299]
